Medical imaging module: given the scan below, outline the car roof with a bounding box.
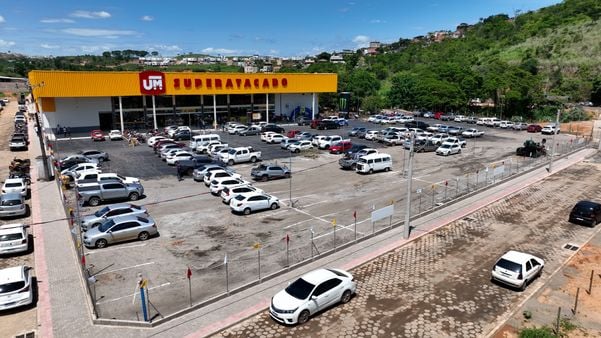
[0,223,26,235]
[0,266,26,284]
[500,250,536,264]
[102,202,134,210]
[300,268,339,284]
[4,178,25,184]
[575,200,601,208]
[110,214,153,223]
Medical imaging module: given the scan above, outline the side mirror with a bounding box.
[310,295,317,300]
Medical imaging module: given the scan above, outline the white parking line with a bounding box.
[95,262,156,276]
[313,223,365,240]
[284,218,314,229]
[300,200,329,208]
[85,243,147,255]
[96,282,171,305]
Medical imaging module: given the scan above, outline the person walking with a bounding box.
[66,127,71,138]
[176,163,183,181]
[62,126,67,138]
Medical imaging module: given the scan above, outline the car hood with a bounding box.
[272,289,306,311]
[81,214,100,225]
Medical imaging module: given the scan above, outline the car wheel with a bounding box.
[129,192,140,201]
[385,167,391,172]
[95,239,108,249]
[270,203,278,210]
[187,168,193,176]
[284,172,291,178]
[295,149,300,153]
[369,168,373,174]
[458,149,462,153]
[297,310,310,324]
[138,231,150,241]
[340,290,352,304]
[520,279,528,291]
[97,157,104,163]
[261,175,269,182]
[88,197,100,206]
[228,159,234,166]
[250,156,257,163]
[243,207,251,215]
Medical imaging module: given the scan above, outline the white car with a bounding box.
[196,141,223,154]
[367,115,382,123]
[364,130,379,140]
[491,250,544,290]
[260,131,276,142]
[311,135,328,147]
[436,143,462,156]
[0,224,29,255]
[541,124,560,135]
[220,184,263,204]
[398,116,414,124]
[280,138,296,149]
[462,128,484,138]
[168,126,192,137]
[229,192,280,215]
[209,177,248,195]
[147,136,168,147]
[288,141,313,153]
[454,115,466,122]
[97,173,140,184]
[2,178,29,197]
[161,148,185,160]
[60,163,100,176]
[427,124,443,132]
[228,125,247,135]
[203,169,241,187]
[192,164,227,181]
[444,137,467,148]
[415,131,432,141]
[429,133,450,145]
[498,121,512,129]
[267,133,286,144]
[269,268,357,325]
[166,150,194,165]
[108,130,123,140]
[0,265,34,311]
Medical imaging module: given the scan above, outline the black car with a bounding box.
[405,121,429,130]
[569,200,601,227]
[261,124,285,133]
[317,120,340,130]
[173,130,192,141]
[177,156,218,176]
[58,155,95,171]
[344,144,368,156]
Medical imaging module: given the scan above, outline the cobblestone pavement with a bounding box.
[215,162,601,338]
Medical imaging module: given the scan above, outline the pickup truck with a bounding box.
[338,148,378,170]
[77,181,145,206]
[195,141,224,154]
[177,156,218,176]
[250,163,291,181]
[218,147,261,165]
[318,135,343,149]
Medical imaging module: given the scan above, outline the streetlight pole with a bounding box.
[30,82,51,180]
[547,108,561,173]
[403,133,415,239]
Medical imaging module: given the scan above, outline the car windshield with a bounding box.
[98,219,116,232]
[441,144,451,149]
[496,258,522,273]
[285,277,315,300]
[5,182,22,188]
[0,281,26,294]
[0,233,23,241]
[1,198,22,206]
[234,194,246,201]
[94,206,110,217]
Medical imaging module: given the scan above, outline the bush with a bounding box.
[519,326,555,338]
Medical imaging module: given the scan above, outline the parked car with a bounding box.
[405,121,429,130]
[83,215,157,248]
[177,156,217,176]
[491,250,544,291]
[541,124,560,135]
[166,150,195,165]
[568,200,601,227]
[61,163,100,180]
[261,124,285,133]
[382,134,404,146]
[316,120,340,130]
[412,140,439,153]
[318,135,343,150]
[436,143,462,156]
[218,147,261,165]
[108,130,123,140]
[447,126,463,136]
[266,133,286,144]
[195,141,223,154]
[203,169,242,187]
[0,224,29,255]
[364,130,379,141]
[444,136,467,148]
[513,122,528,131]
[295,132,313,140]
[90,130,106,141]
[0,265,34,310]
[221,184,264,204]
[209,177,248,195]
[147,136,167,147]
[251,164,291,181]
[348,127,366,137]
[462,128,484,138]
[173,129,192,141]
[339,148,378,170]
[238,126,261,136]
[9,136,27,151]
[58,155,96,171]
[269,268,356,325]
[429,133,450,145]
[2,178,28,198]
[0,192,27,218]
[286,130,301,139]
[329,141,353,154]
[229,192,280,215]
[80,203,147,231]
[79,150,109,162]
[77,181,144,206]
[288,140,313,153]
[192,164,227,182]
[344,144,368,156]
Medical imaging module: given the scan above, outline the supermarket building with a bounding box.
[27,70,338,132]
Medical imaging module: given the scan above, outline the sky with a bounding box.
[0,0,563,57]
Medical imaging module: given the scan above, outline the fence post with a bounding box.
[431,185,436,207]
[455,177,459,198]
[588,269,594,295]
[572,287,580,315]
[555,307,561,336]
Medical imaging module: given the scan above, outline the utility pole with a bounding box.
[403,133,415,239]
[30,83,51,180]
[547,108,561,173]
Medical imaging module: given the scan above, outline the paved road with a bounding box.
[215,161,601,337]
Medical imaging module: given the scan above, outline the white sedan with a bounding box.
[288,141,313,153]
[229,192,280,215]
[108,130,123,140]
[2,178,28,197]
[260,131,276,142]
[220,184,263,204]
[462,128,484,138]
[0,266,34,311]
[436,143,462,156]
[147,136,168,147]
[491,250,544,290]
[267,133,286,144]
[165,151,194,165]
[364,130,379,140]
[203,169,241,186]
[209,177,248,195]
[269,268,357,325]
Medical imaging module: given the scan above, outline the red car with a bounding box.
[434,112,444,120]
[527,124,542,133]
[329,141,353,154]
[287,130,301,138]
[309,119,321,129]
[90,130,106,141]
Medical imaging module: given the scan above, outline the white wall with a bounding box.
[46,97,112,129]
[275,93,318,118]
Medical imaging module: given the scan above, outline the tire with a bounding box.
[261,175,269,182]
[250,156,257,163]
[228,159,234,166]
[520,281,527,291]
[294,149,300,153]
[243,207,251,215]
[187,168,193,176]
[88,197,100,207]
[385,167,390,172]
[536,266,543,278]
[284,172,291,178]
[95,239,108,249]
[369,168,373,174]
[270,203,278,210]
[138,231,150,241]
[98,157,104,163]
[297,310,310,324]
[458,149,462,154]
[340,290,352,304]
[129,192,140,201]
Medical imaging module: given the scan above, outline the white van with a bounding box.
[355,153,392,174]
[190,134,220,149]
[476,117,492,126]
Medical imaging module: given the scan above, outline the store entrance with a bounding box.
[98,112,113,131]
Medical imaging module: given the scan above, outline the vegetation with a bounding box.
[518,326,556,338]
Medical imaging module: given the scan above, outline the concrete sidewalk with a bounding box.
[29,119,597,338]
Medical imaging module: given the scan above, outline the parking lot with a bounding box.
[53,117,587,321]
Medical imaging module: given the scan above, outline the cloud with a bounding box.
[370,19,386,24]
[0,39,16,47]
[62,28,136,37]
[41,43,59,49]
[80,44,114,53]
[152,44,182,52]
[268,49,279,55]
[141,15,154,21]
[202,47,238,55]
[0,15,5,23]
[70,10,111,19]
[40,18,75,23]
[352,35,370,48]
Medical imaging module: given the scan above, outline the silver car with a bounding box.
[83,215,157,249]
[80,203,147,231]
[0,193,27,218]
[79,150,109,162]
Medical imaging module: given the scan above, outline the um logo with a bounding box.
[139,71,166,95]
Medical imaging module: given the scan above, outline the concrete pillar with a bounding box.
[213,94,217,129]
[266,93,269,124]
[152,96,157,130]
[118,96,124,133]
[312,93,316,120]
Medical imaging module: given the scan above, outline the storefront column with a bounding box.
[152,95,158,130]
[250,94,254,114]
[266,93,269,124]
[227,94,231,121]
[142,96,148,128]
[312,93,316,120]
[118,96,124,133]
[213,94,217,129]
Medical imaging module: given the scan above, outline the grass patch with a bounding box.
[519,326,555,338]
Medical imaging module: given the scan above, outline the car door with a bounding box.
[102,183,125,200]
[107,222,130,242]
[311,278,343,311]
[529,258,541,278]
[249,195,268,211]
[524,260,535,282]
[270,166,283,178]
